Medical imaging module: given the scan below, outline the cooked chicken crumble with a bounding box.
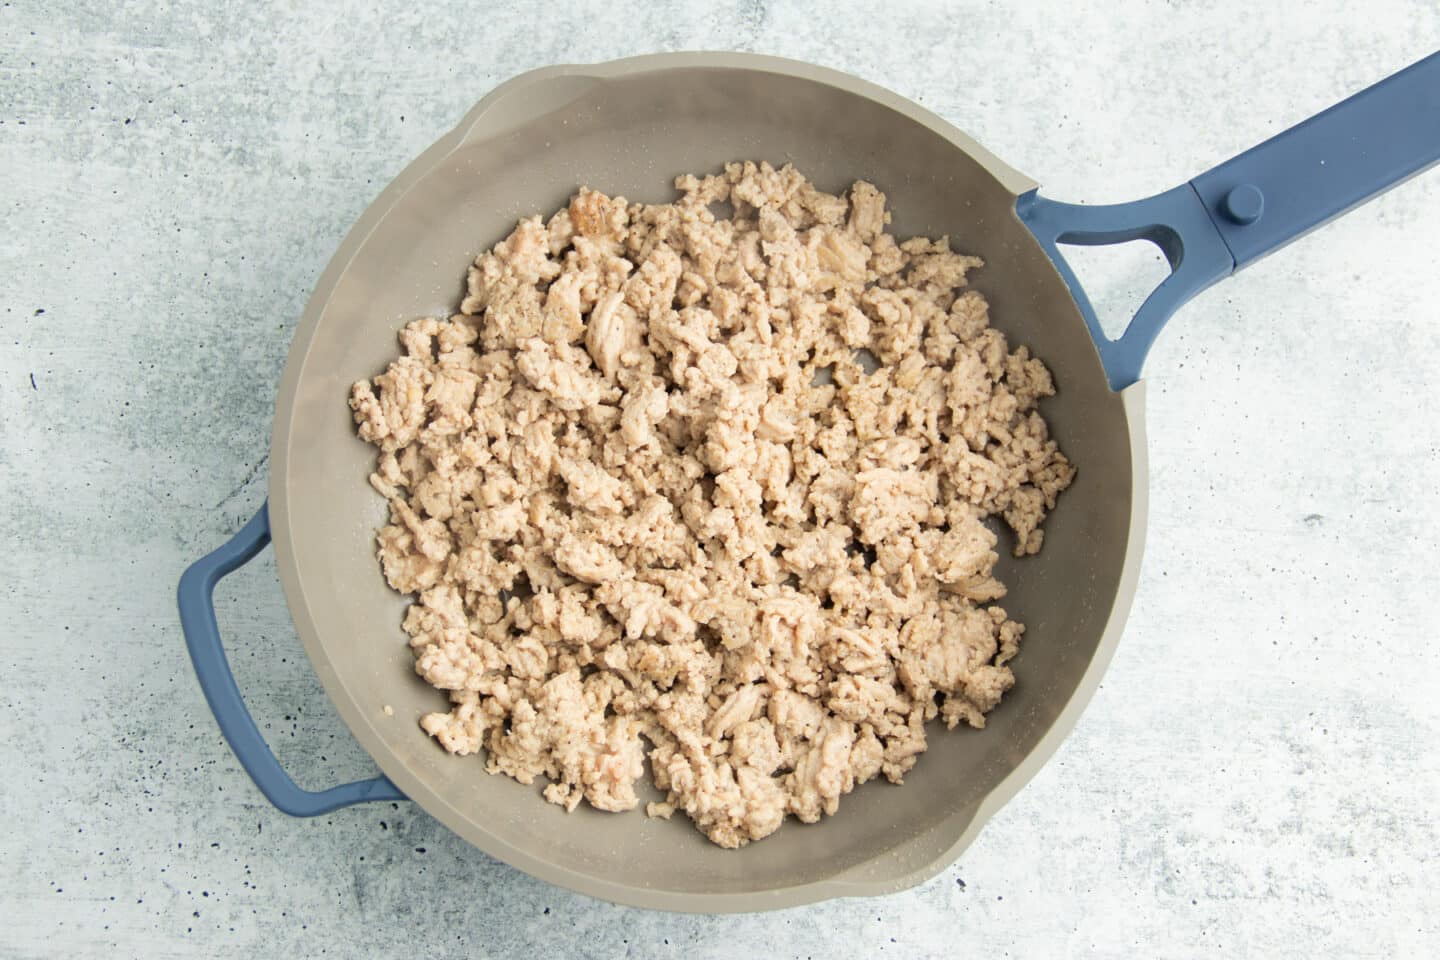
[349,162,1075,847]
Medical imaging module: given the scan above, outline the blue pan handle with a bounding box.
[1019,50,1440,390]
[178,504,406,815]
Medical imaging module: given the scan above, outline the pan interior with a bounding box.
[273,62,1134,901]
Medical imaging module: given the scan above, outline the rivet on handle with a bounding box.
[1220,184,1265,225]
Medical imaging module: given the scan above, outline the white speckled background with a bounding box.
[3,1,1438,956]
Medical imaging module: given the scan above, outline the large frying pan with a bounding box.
[178,52,1440,911]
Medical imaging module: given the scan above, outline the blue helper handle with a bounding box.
[1020,50,1440,390]
[178,504,406,816]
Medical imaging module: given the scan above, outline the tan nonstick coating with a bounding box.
[268,53,1147,912]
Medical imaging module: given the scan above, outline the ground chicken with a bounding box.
[349,162,1075,848]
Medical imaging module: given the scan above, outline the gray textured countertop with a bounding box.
[4,2,1438,957]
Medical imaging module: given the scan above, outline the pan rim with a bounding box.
[267,51,1145,912]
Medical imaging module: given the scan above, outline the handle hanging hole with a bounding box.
[1054,238,1172,341]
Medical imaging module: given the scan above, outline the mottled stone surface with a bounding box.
[3,1,1438,956]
